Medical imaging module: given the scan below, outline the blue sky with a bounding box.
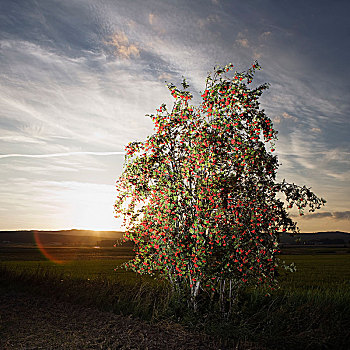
[0,0,349,232]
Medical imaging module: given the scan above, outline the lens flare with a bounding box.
[33,230,64,264]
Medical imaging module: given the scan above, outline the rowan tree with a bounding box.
[114,62,326,311]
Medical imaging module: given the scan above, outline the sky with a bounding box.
[0,0,349,232]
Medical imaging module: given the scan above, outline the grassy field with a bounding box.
[1,245,349,349]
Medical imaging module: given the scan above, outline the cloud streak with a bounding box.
[0,151,125,159]
[302,211,350,221]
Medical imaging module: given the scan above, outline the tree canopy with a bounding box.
[114,62,326,310]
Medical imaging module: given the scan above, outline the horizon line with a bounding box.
[0,229,348,234]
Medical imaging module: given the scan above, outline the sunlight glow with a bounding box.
[60,182,123,231]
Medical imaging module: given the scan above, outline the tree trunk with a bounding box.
[190,280,201,312]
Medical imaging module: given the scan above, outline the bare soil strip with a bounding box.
[0,291,229,350]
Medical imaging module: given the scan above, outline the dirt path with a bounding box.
[0,291,232,350]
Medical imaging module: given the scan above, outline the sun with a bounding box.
[72,198,122,231]
[60,182,123,231]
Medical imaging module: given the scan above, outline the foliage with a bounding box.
[114,62,326,310]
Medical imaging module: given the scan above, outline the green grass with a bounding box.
[279,254,350,289]
[1,246,350,349]
[1,259,127,280]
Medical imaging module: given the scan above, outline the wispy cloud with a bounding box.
[302,211,350,220]
[104,32,140,59]
[311,127,322,133]
[281,112,297,121]
[325,171,350,182]
[260,31,271,39]
[237,38,249,48]
[158,72,173,82]
[236,36,249,48]
[149,13,155,26]
[333,211,350,220]
[0,38,167,152]
[0,151,124,159]
[272,112,297,124]
[197,14,220,29]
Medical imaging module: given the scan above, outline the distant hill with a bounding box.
[39,229,125,238]
[280,231,350,246]
[0,230,124,246]
[1,230,349,247]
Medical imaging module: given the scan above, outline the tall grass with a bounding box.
[1,252,350,349]
[0,260,171,320]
